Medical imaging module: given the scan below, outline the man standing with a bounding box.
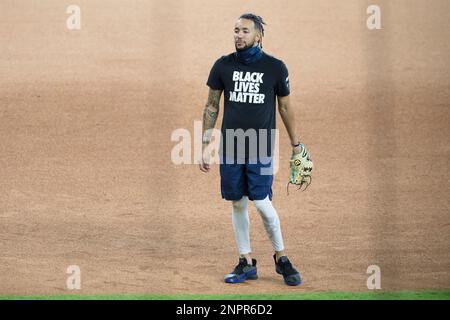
[199,13,306,286]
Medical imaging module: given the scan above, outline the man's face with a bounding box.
[234,18,261,51]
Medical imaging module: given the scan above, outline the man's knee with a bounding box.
[232,196,248,212]
[254,197,272,213]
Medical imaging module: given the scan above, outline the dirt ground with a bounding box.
[0,0,449,295]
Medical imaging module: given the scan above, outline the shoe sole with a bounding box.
[276,268,302,286]
[284,278,302,286]
[224,269,258,283]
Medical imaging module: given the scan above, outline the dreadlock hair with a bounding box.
[239,13,266,47]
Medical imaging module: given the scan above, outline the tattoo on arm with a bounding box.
[202,89,222,142]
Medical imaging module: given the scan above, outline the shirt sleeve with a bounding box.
[206,58,224,90]
[275,61,290,97]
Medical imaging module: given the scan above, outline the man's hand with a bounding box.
[199,144,211,172]
[292,144,302,154]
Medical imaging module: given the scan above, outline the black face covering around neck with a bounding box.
[235,44,263,65]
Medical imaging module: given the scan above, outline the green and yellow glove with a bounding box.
[288,144,313,194]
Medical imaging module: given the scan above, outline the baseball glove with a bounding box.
[287,144,313,194]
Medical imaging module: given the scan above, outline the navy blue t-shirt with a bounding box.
[207,52,290,160]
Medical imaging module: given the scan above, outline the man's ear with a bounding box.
[256,33,262,45]
[258,34,263,47]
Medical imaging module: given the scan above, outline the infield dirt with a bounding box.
[0,0,449,295]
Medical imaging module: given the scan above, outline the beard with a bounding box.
[235,40,257,52]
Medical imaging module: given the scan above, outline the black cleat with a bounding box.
[224,258,258,283]
[274,254,302,286]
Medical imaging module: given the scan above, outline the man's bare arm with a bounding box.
[199,89,222,172]
[202,89,222,144]
[277,95,302,153]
